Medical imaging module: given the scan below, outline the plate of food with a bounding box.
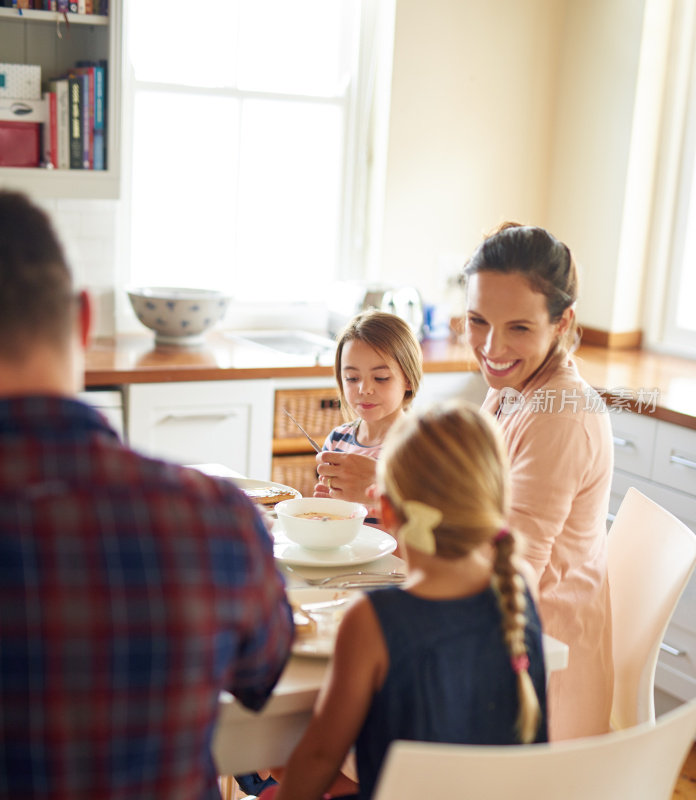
[232,477,302,509]
[289,587,360,657]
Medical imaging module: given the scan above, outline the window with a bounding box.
[646,1,696,356]
[123,0,378,308]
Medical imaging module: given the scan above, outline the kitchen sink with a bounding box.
[227,330,337,363]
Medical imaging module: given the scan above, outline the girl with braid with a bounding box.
[262,402,547,800]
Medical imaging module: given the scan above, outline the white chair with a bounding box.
[372,697,696,800]
[607,487,696,730]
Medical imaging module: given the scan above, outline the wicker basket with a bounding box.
[273,388,344,443]
[271,453,319,499]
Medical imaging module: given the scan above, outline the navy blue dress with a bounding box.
[355,586,548,799]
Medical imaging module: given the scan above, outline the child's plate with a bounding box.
[288,587,360,658]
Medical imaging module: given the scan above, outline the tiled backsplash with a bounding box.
[37,198,120,337]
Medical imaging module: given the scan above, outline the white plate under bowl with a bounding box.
[273,524,396,567]
[288,588,360,658]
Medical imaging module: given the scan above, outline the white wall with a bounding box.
[379,0,672,336]
[545,0,673,334]
[378,0,566,315]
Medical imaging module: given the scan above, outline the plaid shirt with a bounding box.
[0,396,293,800]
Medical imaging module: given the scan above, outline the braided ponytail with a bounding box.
[492,529,542,743]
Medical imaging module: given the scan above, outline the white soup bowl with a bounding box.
[275,497,368,550]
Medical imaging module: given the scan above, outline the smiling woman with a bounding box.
[462,223,614,742]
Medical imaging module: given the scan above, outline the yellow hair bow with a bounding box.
[400,500,442,555]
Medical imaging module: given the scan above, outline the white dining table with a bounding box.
[212,554,570,777]
[190,467,570,776]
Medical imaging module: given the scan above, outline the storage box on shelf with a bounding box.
[609,408,696,706]
[271,384,343,498]
[0,4,121,198]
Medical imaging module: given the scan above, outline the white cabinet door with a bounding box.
[609,407,657,479]
[652,421,696,497]
[127,381,273,479]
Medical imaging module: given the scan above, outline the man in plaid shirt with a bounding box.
[0,191,294,799]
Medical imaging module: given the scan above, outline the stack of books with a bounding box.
[0,1,109,12]
[43,60,108,170]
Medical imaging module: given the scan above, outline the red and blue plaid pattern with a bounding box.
[0,395,293,800]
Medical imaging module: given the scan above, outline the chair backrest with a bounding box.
[372,697,696,800]
[607,487,696,730]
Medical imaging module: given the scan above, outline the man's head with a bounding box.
[0,190,89,394]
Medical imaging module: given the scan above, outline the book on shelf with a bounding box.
[75,59,106,170]
[41,90,57,168]
[48,78,69,169]
[69,67,92,168]
[67,74,83,169]
[57,0,69,12]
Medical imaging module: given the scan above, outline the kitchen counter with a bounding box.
[84,332,479,385]
[84,333,696,430]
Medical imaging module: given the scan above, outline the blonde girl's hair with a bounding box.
[377,401,542,743]
[462,222,580,361]
[333,309,423,421]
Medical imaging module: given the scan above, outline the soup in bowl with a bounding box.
[275,497,368,550]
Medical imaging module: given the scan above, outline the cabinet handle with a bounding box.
[612,436,633,449]
[669,453,696,471]
[158,412,238,424]
[660,641,686,657]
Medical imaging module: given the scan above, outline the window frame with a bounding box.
[644,0,696,358]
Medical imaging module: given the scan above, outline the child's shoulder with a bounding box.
[325,420,360,449]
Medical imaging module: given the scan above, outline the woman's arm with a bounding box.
[506,415,589,579]
[273,596,388,800]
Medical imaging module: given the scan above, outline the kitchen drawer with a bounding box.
[273,388,344,448]
[655,619,696,703]
[653,420,696,496]
[272,453,318,499]
[611,471,696,531]
[127,381,273,479]
[609,409,657,479]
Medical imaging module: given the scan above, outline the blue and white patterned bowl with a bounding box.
[127,287,231,346]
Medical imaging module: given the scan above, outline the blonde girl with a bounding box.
[267,402,547,800]
[315,309,423,506]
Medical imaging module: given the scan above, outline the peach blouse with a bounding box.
[483,357,614,740]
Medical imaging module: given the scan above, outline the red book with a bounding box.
[41,90,57,168]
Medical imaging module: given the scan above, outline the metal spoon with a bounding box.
[282,407,322,453]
